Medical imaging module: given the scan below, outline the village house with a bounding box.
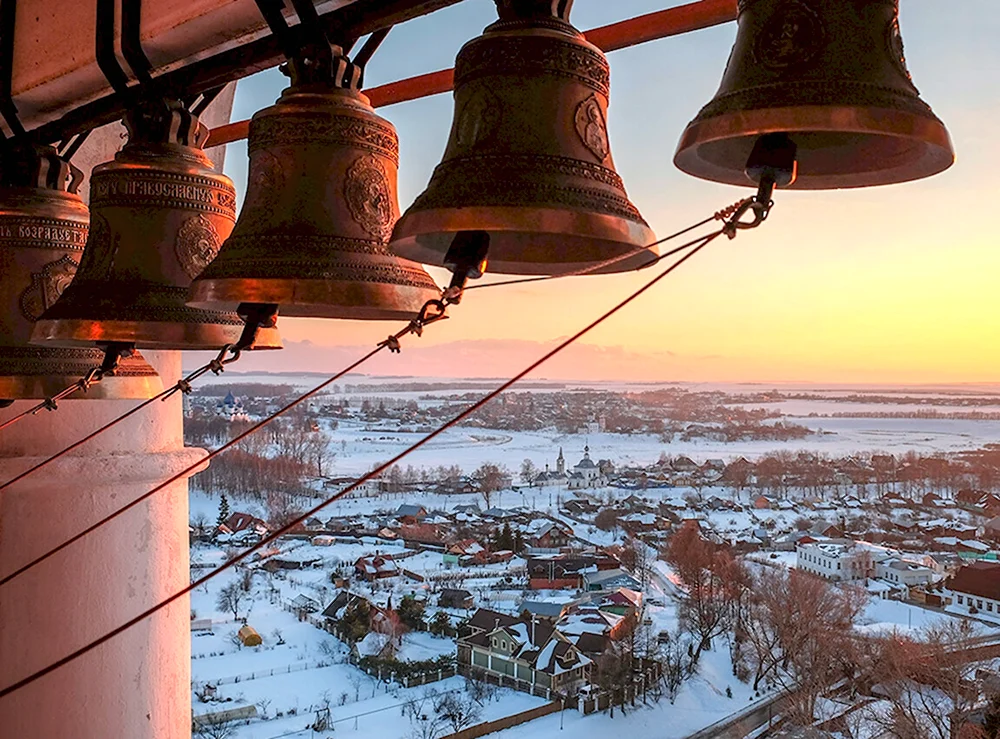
[217,512,269,541]
[458,609,592,694]
[582,567,642,592]
[438,588,474,610]
[529,520,574,549]
[947,561,1000,617]
[354,554,400,581]
[443,539,486,567]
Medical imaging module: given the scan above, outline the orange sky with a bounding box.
[225,2,1000,385]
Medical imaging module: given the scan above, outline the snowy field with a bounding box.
[310,416,1000,480]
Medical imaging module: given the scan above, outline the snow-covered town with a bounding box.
[182,378,1000,738]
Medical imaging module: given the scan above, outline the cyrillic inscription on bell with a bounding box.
[0,145,161,400]
[30,100,281,351]
[389,0,657,276]
[188,54,441,320]
[674,0,954,189]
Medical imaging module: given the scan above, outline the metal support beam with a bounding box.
[22,0,463,144]
[207,0,739,147]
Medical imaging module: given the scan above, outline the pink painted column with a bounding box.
[0,85,235,738]
[0,351,204,737]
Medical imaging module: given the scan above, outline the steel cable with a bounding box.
[0,227,722,698]
[0,200,747,487]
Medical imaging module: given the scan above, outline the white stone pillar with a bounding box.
[0,350,205,738]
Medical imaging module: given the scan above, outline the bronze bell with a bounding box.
[389,0,657,276]
[674,0,954,189]
[188,51,441,320]
[0,145,161,400]
[31,100,282,351]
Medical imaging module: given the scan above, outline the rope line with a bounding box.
[464,202,744,293]
[0,345,384,589]
[0,377,90,433]
[0,228,721,698]
[0,200,746,487]
[0,354,238,495]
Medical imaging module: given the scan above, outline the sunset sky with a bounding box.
[221,1,999,384]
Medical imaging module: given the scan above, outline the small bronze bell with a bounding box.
[674,0,954,189]
[189,48,441,319]
[0,145,161,400]
[389,0,656,276]
[31,100,282,350]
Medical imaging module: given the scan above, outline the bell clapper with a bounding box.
[724,133,799,237]
[442,231,491,304]
[234,303,280,354]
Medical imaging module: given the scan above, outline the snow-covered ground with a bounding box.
[309,416,1000,480]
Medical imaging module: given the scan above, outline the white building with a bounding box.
[874,557,936,587]
[797,540,936,591]
[796,540,874,582]
[567,446,604,490]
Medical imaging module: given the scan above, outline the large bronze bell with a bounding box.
[674,0,954,189]
[389,0,656,276]
[0,145,161,400]
[31,100,282,350]
[188,54,441,320]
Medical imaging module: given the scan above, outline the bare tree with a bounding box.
[473,462,510,509]
[193,715,238,739]
[658,629,695,703]
[520,458,539,485]
[216,582,246,622]
[403,688,447,739]
[434,692,482,734]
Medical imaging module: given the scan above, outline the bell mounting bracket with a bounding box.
[0,142,83,193]
[442,231,491,304]
[253,0,389,89]
[723,133,798,235]
[495,0,574,22]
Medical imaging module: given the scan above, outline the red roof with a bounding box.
[948,561,1000,601]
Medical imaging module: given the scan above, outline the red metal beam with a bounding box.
[206,0,737,147]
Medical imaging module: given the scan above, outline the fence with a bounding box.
[456,663,554,701]
[439,701,562,739]
[346,653,458,688]
[207,660,328,686]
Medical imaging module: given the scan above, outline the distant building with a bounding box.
[530,521,574,550]
[567,446,605,490]
[796,540,874,582]
[354,554,399,581]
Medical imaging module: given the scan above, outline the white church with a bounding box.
[533,446,606,490]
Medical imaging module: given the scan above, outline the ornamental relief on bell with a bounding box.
[76,213,119,280]
[176,214,223,279]
[344,155,395,242]
[752,0,825,71]
[455,88,502,150]
[575,94,610,162]
[19,254,79,321]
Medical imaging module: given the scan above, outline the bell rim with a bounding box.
[29,319,283,352]
[674,104,955,190]
[390,206,658,276]
[188,279,442,321]
[0,371,164,401]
